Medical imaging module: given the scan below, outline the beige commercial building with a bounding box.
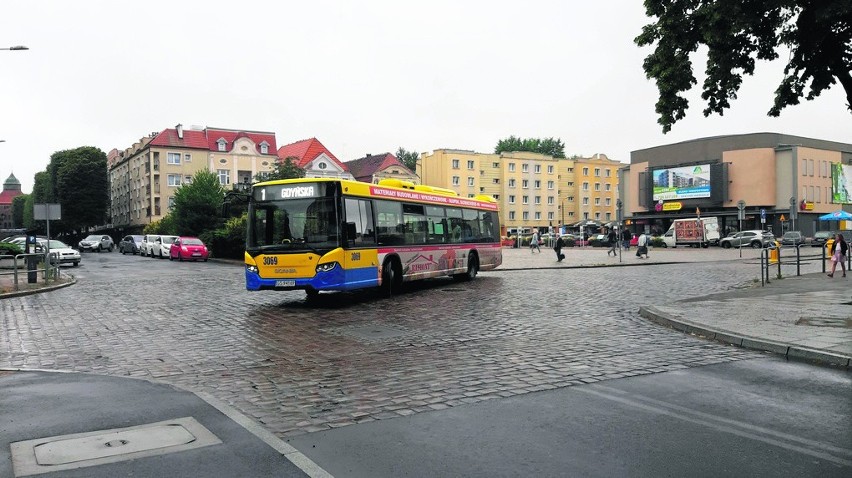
[108,124,278,231]
[418,149,621,234]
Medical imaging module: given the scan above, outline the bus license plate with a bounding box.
[276,280,295,287]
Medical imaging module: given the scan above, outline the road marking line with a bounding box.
[576,386,852,467]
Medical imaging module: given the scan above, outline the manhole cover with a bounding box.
[11,417,220,476]
[795,317,852,328]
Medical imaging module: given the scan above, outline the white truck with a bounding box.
[662,217,720,248]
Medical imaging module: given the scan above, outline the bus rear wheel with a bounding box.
[454,252,479,281]
[382,258,402,296]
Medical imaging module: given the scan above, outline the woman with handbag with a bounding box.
[828,233,848,278]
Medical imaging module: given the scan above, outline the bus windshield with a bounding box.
[248,197,339,253]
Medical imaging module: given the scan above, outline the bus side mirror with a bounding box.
[345,222,357,245]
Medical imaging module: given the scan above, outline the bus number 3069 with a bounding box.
[263,257,278,266]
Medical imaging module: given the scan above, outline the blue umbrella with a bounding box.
[818,210,852,220]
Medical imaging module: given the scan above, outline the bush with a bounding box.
[650,237,665,247]
[0,242,23,256]
[201,214,246,259]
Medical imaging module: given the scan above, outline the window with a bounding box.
[509,211,516,220]
[583,167,589,176]
[522,212,529,220]
[595,212,601,220]
[509,163,515,172]
[344,198,376,245]
[509,178,516,188]
[522,180,529,188]
[184,153,191,163]
[217,139,227,152]
[493,178,500,184]
[582,197,589,205]
[594,168,600,176]
[809,159,814,176]
[595,198,601,205]
[547,196,554,205]
[168,196,176,208]
[534,180,541,189]
[167,174,181,186]
[802,186,807,201]
[568,212,575,217]
[452,176,460,185]
[522,164,529,172]
[567,196,574,202]
[452,159,460,169]
[548,212,554,220]
[184,175,192,184]
[595,183,601,191]
[522,195,529,204]
[567,167,574,172]
[534,196,541,205]
[605,169,611,177]
[547,165,554,173]
[801,159,807,176]
[605,198,611,206]
[493,162,499,168]
[534,212,541,220]
[605,184,611,191]
[810,185,815,201]
[260,142,269,154]
[318,162,327,170]
[468,177,474,186]
[547,180,554,189]
[167,152,180,165]
[567,182,574,187]
[534,164,541,173]
[509,195,516,204]
[467,160,475,170]
[583,212,589,220]
[218,169,230,185]
[606,212,611,221]
[582,182,589,191]
[816,186,821,203]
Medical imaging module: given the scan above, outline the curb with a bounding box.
[0,277,76,299]
[638,306,851,369]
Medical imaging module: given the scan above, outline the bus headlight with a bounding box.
[316,262,338,273]
[246,265,259,273]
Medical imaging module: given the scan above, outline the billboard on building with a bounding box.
[831,163,852,204]
[652,164,711,201]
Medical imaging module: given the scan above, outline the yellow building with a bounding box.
[419,149,623,234]
[108,124,278,230]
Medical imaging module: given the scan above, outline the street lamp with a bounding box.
[1,45,28,50]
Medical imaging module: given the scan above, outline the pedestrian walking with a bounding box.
[530,229,541,253]
[635,232,649,259]
[554,234,565,262]
[622,228,631,250]
[606,229,618,256]
[828,233,848,278]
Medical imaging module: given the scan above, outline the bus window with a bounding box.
[375,200,404,245]
[462,209,480,242]
[479,211,498,242]
[402,204,427,244]
[344,198,376,245]
[426,206,447,243]
[447,208,463,243]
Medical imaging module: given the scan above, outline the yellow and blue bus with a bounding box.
[244,178,502,297]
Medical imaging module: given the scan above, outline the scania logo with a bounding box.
[274,268,297,274]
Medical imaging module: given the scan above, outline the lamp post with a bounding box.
[1,45,28,50]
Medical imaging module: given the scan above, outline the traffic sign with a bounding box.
[760,208,766,224]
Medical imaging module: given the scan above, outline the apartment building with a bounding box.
[418,149,616,234]
[109,124,277,230]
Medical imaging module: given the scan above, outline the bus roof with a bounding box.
[253,177,499,211]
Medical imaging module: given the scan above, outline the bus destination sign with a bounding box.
[254,183,321,201]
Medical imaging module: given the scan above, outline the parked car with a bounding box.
[169,236,209,262]
[811,231,832,247]
[78,234,114,252]
[39,239,81,267]
[143,235,160,257]
[151,235,178,258]
[719,230,775,249]
[780,231,805,246]
[118,235,144,254]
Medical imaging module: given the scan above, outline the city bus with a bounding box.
[244,178,502,297]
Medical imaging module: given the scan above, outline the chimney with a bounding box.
[176,124,184,139]
[366,153,371,158]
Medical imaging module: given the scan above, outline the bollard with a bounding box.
[796,244,800,276]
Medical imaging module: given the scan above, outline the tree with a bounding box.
[22,194,34,230]
[53,147,109,234]
[12,195,27,228]
[494,136,566,158]
[172,169,225,237]
[636,0,852,133]
[395,147,419,171]
[256,156,305,182]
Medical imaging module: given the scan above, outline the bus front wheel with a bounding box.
[382,258,402,296]
[455,253,479,281]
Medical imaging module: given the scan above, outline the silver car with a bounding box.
[720,230,775,249]
[78,234,114,252]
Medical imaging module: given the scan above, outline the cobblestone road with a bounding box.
[0,251,792,437]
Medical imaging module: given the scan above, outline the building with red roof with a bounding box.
[109,124,278,229]
[0,173,24,229]
[344,153,418,184]
[277,138,352,179]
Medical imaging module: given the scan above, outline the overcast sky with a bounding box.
[1,0,849,193]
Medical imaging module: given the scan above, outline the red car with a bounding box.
[169,236,209,262]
